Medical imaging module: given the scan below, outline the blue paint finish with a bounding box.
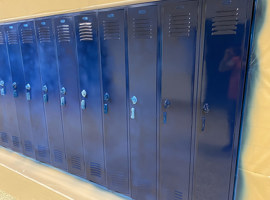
[159,1,198,200]
[99,9,129,195]
[193,0,254,199]
[74,13,105,184]
[18,21,50,164]
[54,16,86,178]
[4,23,35,159]
[35,18,67,170]
[128,5,158,200]
[0,26,21,151]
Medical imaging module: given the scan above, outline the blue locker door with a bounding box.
[0,27,21,151]
[35,18,67,170]
[128,5,158,200]
[5,24,35,158]
[75,14,105,185]
[19,21,50,163]
[99,9,129,194]
[160,1,198,200]
[54,16,85,177]
[194,0,253,199]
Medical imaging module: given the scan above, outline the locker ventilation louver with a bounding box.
[90,162,101,177]
[71,155,81,170]
[7,30,18,45]
[38,26,51,43]
[24,140,33,152]
[1,132,8,143]
[211,8,239,35]
[79,22,93,41]
[54,149,63,163]
[57,24,71,43]
[21,29,34,44]
[38,145,48,158]
[169,13,191,38]
[103,20,120,40]
[110,171,128,188]
[12,136,20,148]
[133,18,153,39]
[0,32,4,44]
[174,190,183,200]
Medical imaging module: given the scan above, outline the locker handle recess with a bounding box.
[60,87,66,106]
[12,82,18,97]
[42,85,48,103]
[25,83,31,101]
[201,103,210,131]
[163,99,171,124]
[81,90,87,110]
[130,96,137,119]
[0,80,5,96]
[104,92,110,114]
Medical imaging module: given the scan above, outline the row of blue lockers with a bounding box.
[0,0,254,199]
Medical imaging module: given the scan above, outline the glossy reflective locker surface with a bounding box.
[5,24,35,159]
[0,26,21,151]
[75,13,105,184]
[19,21,50,163]
[54,16,85,177]
[159,1,198,200]
[99,9,129,194]
[194,0,253,199]
[128,5,158,200]
[35,18,67,170]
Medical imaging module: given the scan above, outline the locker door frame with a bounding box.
[192,0,255,199]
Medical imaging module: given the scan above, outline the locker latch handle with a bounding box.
[25,83,31,101]
[131,107,135,119]
[163,99,171,124]
[12,82,18,97]
[201,103,210,131]
[42,85,48,103]
[81,90,87,110]
[0,80,5,96]
[60,87,66,106]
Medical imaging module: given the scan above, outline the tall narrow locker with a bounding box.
[35,18,67,170]
[19,21,50,163]
[74,13,105,184]
[99,9,129,194]
[54,16,85,177]
[4,24,35,159]
[159,1,198,200]
[127,5,158,200]
[194,0,253,199]
[0,26,21,152]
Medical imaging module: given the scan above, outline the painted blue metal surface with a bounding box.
[0,26,21,152]
[159,1,198,200]
[193,0,254,199]
[128,5,158,200]
[19,21,50,163]
[54,16,85,177]
[4,24,36,159]
[74,13,105,184]
[99,9,129,194]
[35,18,67,170]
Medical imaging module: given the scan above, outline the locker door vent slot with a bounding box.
[103,20,120,40]
[174,190,183,200]
[109,171,128,188]
[169,13,191,38]
[21,29,34,44]
[54,149,63,163]
[7,30,18,45]
[211,8,239,35]
[90,162,102,177]
[38,145,48,158]
[79,22,93,41]
[133,18,153,39]
[24,140,33,152]
[12,136,20,147]
[0,32,4,44]
[38,26,51,43]
[71,155,81,170]
[0,132,8,143]
[57,24,71,43]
